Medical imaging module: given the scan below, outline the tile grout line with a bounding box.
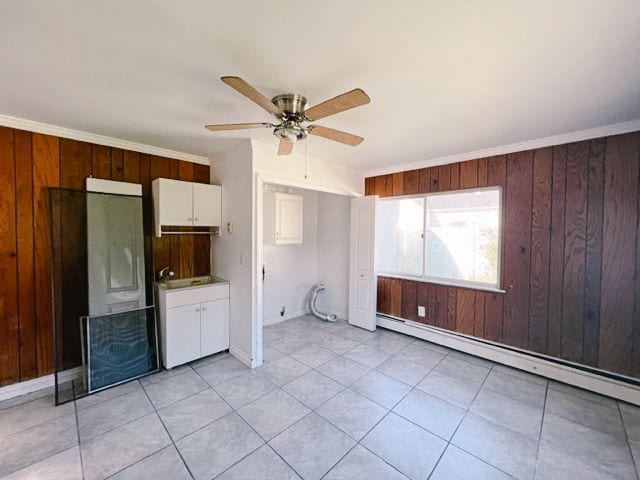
[73,394,87,480]
[532,377,550,479]
[138,380,196,480]
[189,362,302,479]
[424,359,496,479]
[617,401,640,480]
[318,341,452,479]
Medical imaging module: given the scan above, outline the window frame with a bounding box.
[375,186,504,294]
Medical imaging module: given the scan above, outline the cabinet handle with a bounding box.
[195,307,200,312]
[194,217,199,221]
[202,307,206,311]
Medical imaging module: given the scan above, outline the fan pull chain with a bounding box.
[304,140,308,179]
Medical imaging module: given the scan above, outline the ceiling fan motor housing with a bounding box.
[272,93,308,117]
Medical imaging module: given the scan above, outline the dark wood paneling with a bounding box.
[59,139,91,189]
[377,277,390,314]
[459,160,478,189]
[392,173,404,196]
[91,145,111,179]
[561,141,589,362]
[14,130,37,380]
[547,145,567,357]
[456,289,475,335]
[401,280,417,321]
[599,133,639,375]
[437,165,451,192]
[419,168,431,193]
[474,292,485,337]
[403,169,420,195]
[0,128,211,385]
[123,150,140,183]
[583,138,605,367]
[33,133,59,377]
[434,285,448,329]
[529,148,553,354]
[389,278,402,317]
[110,148,124,180]
[502,151,533,349]
[416,282,428,325]
[0,127,19,385]
[371,132,640,380]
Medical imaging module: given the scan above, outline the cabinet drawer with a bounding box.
[165,284,230,309]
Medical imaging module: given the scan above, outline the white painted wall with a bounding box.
[262,185,318,325]
[208,138,361,367]
[252,139,363,197]
[261,184,350,325]
[210,141,255,366]
[317,192,351,319]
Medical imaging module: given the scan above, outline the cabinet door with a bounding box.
[275,192,303,244]
[200,298,229,357]
[165,303,201,367]
[159,179,194,226]
[193,183,221,227]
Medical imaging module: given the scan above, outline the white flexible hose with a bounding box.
[308,284,337,322]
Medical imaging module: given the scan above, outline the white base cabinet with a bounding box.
[157,282,230,369]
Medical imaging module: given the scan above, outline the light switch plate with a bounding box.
[417,305,426,317]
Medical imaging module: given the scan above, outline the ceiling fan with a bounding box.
[205,76,370,155]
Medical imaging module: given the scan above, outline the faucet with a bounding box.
[157,266,175,282]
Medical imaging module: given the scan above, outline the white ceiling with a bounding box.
[1,1,639,174]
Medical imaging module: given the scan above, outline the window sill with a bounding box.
[376,273,506,294]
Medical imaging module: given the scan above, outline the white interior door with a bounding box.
[348,195,378,331]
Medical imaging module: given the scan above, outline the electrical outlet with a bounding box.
[417,305,426,317]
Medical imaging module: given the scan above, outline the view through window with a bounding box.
[376,187,501,290]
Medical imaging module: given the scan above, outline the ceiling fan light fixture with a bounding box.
[273,122,308,142]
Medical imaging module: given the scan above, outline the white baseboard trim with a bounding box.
[0,113,210,165]
[230,345,255,368]
[377,316,640,406]
[0,367,83,402]
[263,308,309,327]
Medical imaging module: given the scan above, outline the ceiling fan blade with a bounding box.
[221,76,283,116]
[278,139,293,155]
[309,125,364,146]
[205,122,272,131]
[304,88,370,121]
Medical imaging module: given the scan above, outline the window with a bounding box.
[376,187,502,291]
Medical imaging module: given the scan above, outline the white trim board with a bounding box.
[230,345,255,369]
[0,367,83,403]
[377,316,640,406]
[86,178,142,196]
[0,114,210,166]
[365,118,640,177]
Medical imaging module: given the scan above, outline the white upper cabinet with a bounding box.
[193,182,221,227]
[152,178,221,236]
[264,191,303,244]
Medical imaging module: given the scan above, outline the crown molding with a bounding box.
[364,118,640,177]
[0,114,210,165]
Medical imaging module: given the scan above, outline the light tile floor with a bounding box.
[1,314,639,479]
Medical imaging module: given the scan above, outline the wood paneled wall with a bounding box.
[0,126,211,386]
[366,131,640,379]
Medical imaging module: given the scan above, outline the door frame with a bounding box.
[252,173,360,368]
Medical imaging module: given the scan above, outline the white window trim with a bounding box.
[377,186,504,293]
